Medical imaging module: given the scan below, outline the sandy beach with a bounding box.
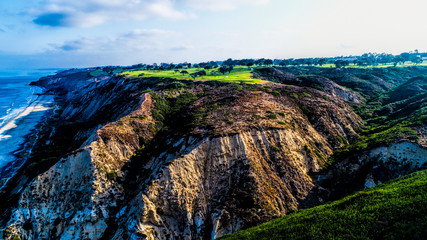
[0,93,53,179]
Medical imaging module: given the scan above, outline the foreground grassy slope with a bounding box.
[219,170,427,240]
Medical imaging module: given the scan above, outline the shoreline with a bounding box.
[0,93,51,139]
[0,92,55,188]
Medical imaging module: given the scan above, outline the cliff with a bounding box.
[1,66,426,240]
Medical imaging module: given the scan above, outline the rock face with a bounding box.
[3,93,157,239]
[113,128,329,239]
[304,141,427,208]
[1,68,425,240]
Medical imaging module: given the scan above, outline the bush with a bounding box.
[300,92,312,98]
[223,118,234,125]
[106,171,118,180]
[270,90,282,97]
[266,113,277,119]
[300,106,311,116]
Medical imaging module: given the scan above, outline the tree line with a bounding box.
[119,50,424,71]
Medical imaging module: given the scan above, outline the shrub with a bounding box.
[300,92,312,98]
[141,89,152,94]
[106,171,118,180]
[270,90,282,97]
[300,106,311,116]
[223,118,234,125]
[272,146,280,152]
[266,113,277,119]
[290,93,298,99]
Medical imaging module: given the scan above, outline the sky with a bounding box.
[0,0,426,69]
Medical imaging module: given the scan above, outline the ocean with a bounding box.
[0,69,58,182]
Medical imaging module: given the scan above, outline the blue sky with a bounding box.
[0,0,426,69]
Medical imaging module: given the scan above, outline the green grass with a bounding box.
[219,170,427,240]
[324,124,418,168]
[121,66,264,84]
[89,69,109,77]
[315,62,427,69]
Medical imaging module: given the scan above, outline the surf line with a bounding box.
[0,95,52,141]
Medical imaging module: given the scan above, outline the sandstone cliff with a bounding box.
[1,67,425,240]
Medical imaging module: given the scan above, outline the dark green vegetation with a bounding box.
[255,66,426,167]
[219,170,427,240]
[331,70,425,166]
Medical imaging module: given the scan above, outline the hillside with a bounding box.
[0,65,426,239]
[219,170,427,240]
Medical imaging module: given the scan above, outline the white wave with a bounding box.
[0,86,43,129]
[0,96,51,141]
[0,107,26,128]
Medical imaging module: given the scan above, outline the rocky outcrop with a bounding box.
[3,94,157,239]
[2,74,364,239]
[4,67,425,240]
[305,140,427,208]
[113,127,331,240]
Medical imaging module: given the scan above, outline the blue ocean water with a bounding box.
[0,76,41,129]
[0,69,58,175]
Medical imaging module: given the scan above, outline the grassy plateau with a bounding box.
[120,66,265,84]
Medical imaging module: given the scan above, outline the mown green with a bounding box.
[121,66,264,84]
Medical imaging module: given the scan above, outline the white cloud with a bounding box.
[32,0,189,27]
[52,29,178,52]
[185,0,269,10]
[32,0,270,27]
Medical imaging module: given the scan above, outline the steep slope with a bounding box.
[106,82,362,239]
[1,66,426,240]
[4,93,157,239]
[219,170,427,240]
[1,71,362,239]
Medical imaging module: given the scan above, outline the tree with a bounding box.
[180,70,189,75]
[318,58,328,66]
[410,56,423,65]
[226,66,234,73]
[400,52,410,63]
[190,73,197,80]
[264,59,273,66]
[197,70,207,76]
[393,56,405,66]
[279,60,290,67]
[255,58,265,66]
[334,60,349,68]
[218,66,227,75]
[223,58,234,66]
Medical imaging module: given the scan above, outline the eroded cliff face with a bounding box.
[2,68,424,240]
[3,93,157,239]
[113,127,331,240]
[303,140,427,208]
[99,84,362,239]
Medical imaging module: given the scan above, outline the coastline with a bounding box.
[0,92,55,188]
